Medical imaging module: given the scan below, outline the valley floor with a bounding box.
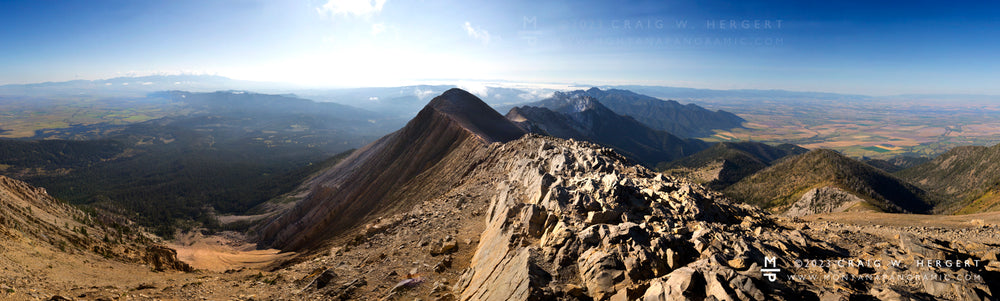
[0,231,295,301]
[167,231,293,273]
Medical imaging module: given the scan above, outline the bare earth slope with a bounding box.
[0,175,198,299]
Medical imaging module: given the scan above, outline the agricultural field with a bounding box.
[0,95,183,139]
[700,98,1000,158]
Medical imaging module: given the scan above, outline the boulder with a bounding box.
[643,267,706,301]
[898,233,945,260]
[144,245,193,272]
[430,236,459,256]
[577,249,626,299]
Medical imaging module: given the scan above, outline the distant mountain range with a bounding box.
[152,90,398,133]
[573,87,745,137]
[6,75,995,107]
[0,76,556,119]
[518,88,745,138]
[613,85,874,104]
[506,92,708,167]
[0,75,291,97]
[295,85,551,118]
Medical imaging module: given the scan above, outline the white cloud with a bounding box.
[317,0,386,18]
[371,23,386,36]
[218,44,504,88]
[414,88,436,100]
[458,81,489,98]
[463,21,491,45]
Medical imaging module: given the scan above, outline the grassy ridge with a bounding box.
[897,143,1000,213]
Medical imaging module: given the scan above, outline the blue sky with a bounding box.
[1,0,998,95]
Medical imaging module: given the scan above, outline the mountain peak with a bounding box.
[257,89,524,250]
[423,88,525,143]
[538,92,603,114]
[426,88,483,112]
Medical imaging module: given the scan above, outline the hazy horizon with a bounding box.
[2,0,999,96]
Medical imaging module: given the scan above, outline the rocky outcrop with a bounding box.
[784,186,869,217]
[451,137,778,300]
[145,245,194,272]
[445,137,996,300]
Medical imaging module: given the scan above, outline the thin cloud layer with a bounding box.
[317,0,387,18]
[463,22,491,45]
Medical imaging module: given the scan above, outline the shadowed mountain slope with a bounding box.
[862,156,931,173]
[506,93,708,167]
[725,149,935,216]
[526,88,745,138]
[256,88,525,251]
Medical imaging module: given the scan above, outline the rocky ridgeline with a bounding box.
[448,135,996,300]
